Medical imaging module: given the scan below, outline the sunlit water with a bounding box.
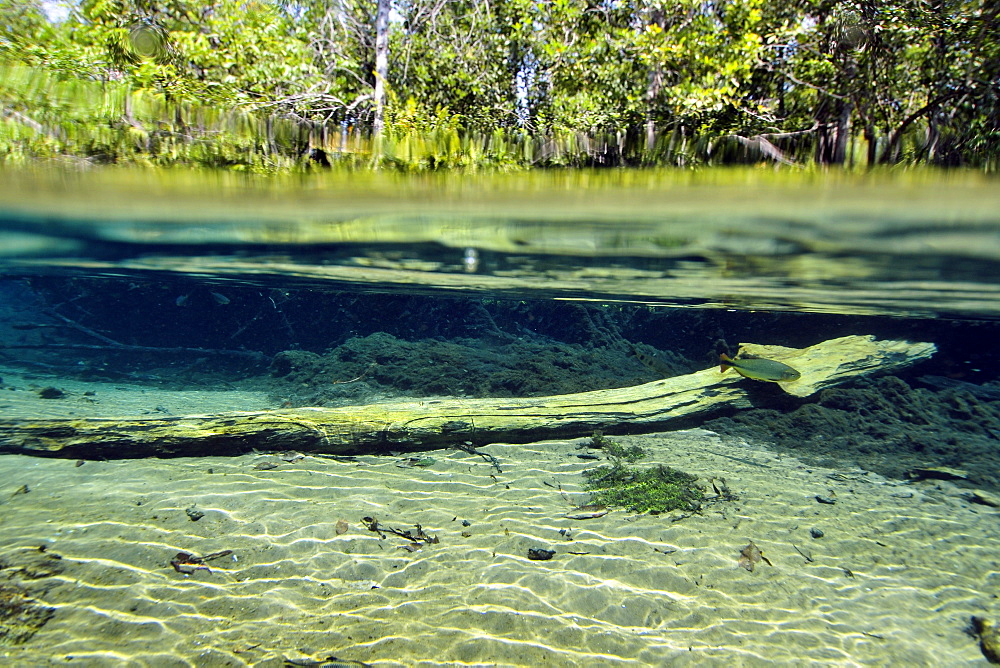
[1,166,999,666]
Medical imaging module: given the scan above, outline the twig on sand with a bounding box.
[453,441,502,473]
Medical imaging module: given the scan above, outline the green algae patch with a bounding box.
[582,436,703,514]
[0,584,55,646]
[583,464,703,514]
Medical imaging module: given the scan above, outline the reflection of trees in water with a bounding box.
[2,0,997,167]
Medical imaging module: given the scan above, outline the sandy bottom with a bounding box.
[0,367,274,419]
[1,425,998,667]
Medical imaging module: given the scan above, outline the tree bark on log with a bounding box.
[0,335,935,460]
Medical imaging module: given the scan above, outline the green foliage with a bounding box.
[0,62,305,171]
[0,0,49,48]
[1,0,998,169]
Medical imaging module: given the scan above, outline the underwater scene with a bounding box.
[1,169,1000,666]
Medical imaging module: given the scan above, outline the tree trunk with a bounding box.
[833,98,853,164]
[372,0,391,136]
[865,124,877,167]
[0,336,935,460]
[644,8,666,156]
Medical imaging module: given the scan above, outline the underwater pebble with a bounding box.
[527,548,555,561]
[973,616,1000,662]
[810,527,824,539]
[965,489,1000,508]
[815,495,836,505]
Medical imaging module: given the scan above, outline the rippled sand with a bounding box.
[1,427,997,666]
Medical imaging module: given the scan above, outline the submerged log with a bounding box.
[0,335,935,459]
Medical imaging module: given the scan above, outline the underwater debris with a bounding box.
[527,548,555,561]
[707,476,738,501]
[396,456,435,468]
[792,544,814,563]
[361,517,439,545]
[253,459,280,470]
[908,465,969,481]
[453,441,502,473]
[283,654,373,667]
[972,616,1000,663]
[36,386,65,399]
[564,504,609,520]
[169,550,233,575]
[331,362,377,386]
[737,541,772,572]
[335,520,349,535]
[185,507,205,521]
[965,489,1000,508]
[0,584,55,646]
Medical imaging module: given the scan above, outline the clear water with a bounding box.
[2,168,999,318]
[1,167,999,666]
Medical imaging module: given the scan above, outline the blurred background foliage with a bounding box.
[1,0,998,171]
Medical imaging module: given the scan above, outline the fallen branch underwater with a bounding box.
[0,335,935,460]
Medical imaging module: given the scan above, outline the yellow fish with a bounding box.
[720,353,800,382]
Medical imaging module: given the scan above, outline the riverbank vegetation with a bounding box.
[1,0,998,171]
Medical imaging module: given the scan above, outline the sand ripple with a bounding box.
[1,429,998,665]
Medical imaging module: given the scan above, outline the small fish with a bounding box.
[720,353,800,382]
[564,504,609,520]
[631,345,676,376]
[210,291,230,305]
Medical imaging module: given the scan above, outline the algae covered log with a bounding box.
[735,335,937,398]
[0,335,935,459]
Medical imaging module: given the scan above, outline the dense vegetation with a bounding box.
[1,0,998,170]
